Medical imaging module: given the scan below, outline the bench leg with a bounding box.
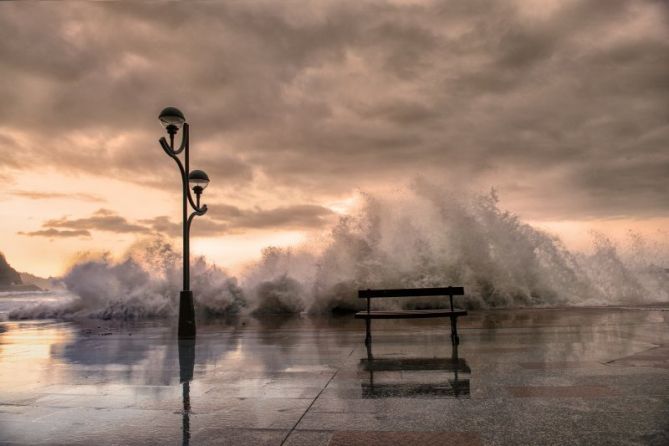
[450,316,459,345]
[451,342,460,395]
[365,318,374,358]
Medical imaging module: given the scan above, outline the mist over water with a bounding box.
[8,240,245,320]
[9,184,669,320]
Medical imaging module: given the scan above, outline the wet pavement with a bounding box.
[1,307,668,445]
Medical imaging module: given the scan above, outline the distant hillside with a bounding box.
[0,252,51,292]
[19,272,64,291]
[0,253,22,286]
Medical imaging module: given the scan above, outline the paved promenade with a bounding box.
[1,307,668,445]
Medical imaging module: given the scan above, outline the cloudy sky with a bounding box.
[0,0,667,277]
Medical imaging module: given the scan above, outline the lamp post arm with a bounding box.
[159,138,188,186]
[160,137,183,160]
[187,204,208,235]
[161,131,202,212]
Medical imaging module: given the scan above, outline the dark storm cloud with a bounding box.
[39,209,150,235]
[143,203,335,237]
[22,203,335,239]
[18,228,91,238]
[139,216,182,238]
[0,0,667,219]
[207,203,336,230]
[139,215,230,238]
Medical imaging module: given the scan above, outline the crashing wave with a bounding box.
[9,183,668,319]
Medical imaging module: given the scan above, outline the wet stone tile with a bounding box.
[479,428,669,446]
[457,397,669,436]
[204,384,323,399]
[468,347,531,353]
[506,385,616,398]
[328,431,482,446]
[191,428,287,446]
[518,361,604,369]
[607,345,669,370]
[190,399,311,429]
[283,430,333,446]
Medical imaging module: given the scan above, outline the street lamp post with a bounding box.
[158,107,210,339]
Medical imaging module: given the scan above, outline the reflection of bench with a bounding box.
[359,347,471,398]
[360,357,470,372]
[355,287,467,345]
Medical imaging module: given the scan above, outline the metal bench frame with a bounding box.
[355,287,467,345]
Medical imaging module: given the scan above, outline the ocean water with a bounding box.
[0,291,76,321]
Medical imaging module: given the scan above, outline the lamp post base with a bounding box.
[178,290,196,339]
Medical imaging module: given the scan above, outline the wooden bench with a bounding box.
[355,287,467,345]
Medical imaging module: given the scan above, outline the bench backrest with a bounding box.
[358,287,464,311]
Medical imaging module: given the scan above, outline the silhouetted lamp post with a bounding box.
[158,107,209,339]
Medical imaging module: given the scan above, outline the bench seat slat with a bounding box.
[359,287,464,298]
[354,309,467,319]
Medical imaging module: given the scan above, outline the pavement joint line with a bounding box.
[280,369,339,446]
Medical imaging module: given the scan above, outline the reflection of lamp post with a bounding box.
[178,339,196,446]
[158,107,210,339]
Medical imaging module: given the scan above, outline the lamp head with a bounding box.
[159,107,186,132]
[188,169,209,194]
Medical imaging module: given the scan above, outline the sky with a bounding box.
[0,0,667,277]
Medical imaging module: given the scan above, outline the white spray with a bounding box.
[9,184,668,320]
